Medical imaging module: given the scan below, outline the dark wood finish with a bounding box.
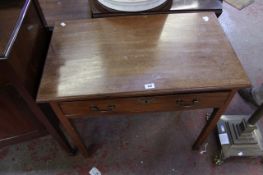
[50,102,89,157]
[37,13,251,157]
[89,0,223,18]
[37,0,222,27]
[3,0,49,97]
[0,0,47,147]
[38,0,91,27]
[60,92,229,117]
[0,0,24,56]
[0,85,47,147]
[0,0,73,153]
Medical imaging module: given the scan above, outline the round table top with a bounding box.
[97,0,169,12]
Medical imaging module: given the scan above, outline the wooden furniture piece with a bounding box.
[90,0,223,18]
[37,12,250,157]
[37,0,222,27]
[38,0,91,27]
[0,0,73,152]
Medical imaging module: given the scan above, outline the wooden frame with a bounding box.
[0,0,74,153]
[37,13,251,157]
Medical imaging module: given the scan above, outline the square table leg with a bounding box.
[50,102,89,157]
[192,89,237,149]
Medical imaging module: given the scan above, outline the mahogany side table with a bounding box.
[37,13,250,157]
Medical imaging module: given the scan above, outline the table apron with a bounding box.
[58,91,230,118]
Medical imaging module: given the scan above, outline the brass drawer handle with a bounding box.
[90,105,116,112]
[176,99,199,108]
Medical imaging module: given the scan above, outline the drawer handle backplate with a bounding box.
[90,105,116,112]
[176,99,199,108]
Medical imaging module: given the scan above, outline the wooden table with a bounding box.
[90,0,223,18]
[38,0,222,27]
[37,12,250,157]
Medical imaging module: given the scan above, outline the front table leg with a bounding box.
[50,102,89,157]
[192,89,237,150]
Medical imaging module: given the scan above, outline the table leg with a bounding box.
[50,102,89,157]
[192,89,237,150]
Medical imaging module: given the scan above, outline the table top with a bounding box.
[90,0,222,17]
[37,12,250,102]
[0,0,27,58]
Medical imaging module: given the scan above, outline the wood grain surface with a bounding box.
[59,91,229,117]
[90,0,223,18]
[0,0,24,57]
[38,0,91,27]
[37,12,250,102]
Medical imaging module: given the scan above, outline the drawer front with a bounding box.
[59,92,229,117]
